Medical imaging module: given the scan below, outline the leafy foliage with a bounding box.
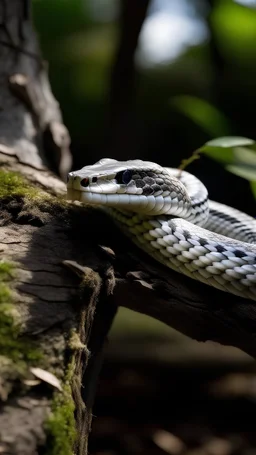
[181,136,256,201]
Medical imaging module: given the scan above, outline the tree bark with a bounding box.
[1,2,256,455]
[0,1,112,454]
[0,0,72,181]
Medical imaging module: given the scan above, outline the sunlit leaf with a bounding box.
[195,135,256,201]
[204,136,255,148]
[197,136,256,169]
[171,96,230,137]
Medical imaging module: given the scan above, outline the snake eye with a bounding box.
[116,169,132,185]
[92,176,97,183]
[80,177,89,187]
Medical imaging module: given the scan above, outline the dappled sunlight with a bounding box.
[136,10,208,67]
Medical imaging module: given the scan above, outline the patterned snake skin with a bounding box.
[67,158,256,301]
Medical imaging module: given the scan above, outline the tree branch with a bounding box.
[68,209,256,360]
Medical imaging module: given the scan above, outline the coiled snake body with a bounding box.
[67,158,256,301]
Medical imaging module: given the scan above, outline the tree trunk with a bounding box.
[0,1,113,454]
[1,2,256,455]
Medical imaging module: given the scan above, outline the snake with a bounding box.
[67,158,256,301]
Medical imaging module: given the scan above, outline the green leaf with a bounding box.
[181,136,256,188]
[204,136,255,148]
[198,144,256,167]
[226,165,256,181]
[197,136,256,169]
[196,136,256,201]
[197,146,233,165]
[188,135,256,202]
[171,96,230,137]
[233,147,256,166]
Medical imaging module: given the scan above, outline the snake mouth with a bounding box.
[67,187,113,205]
[66,176,150,209]
[67,186,155,210]
[66,186,190,218]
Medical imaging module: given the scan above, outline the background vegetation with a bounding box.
[32,1,256,454]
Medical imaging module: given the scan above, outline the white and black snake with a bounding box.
[67,158,256,301]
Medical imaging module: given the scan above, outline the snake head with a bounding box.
[67,158,191,215]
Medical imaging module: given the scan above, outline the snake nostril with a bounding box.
[80,177,89,187]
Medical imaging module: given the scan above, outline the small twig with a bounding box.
[178,150,202,172]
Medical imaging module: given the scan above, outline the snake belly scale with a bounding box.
[67,158,256,301]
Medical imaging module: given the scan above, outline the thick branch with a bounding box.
[80,210,256,360]
[32,203,256,361]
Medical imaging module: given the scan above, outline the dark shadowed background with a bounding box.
[33,1,256,454]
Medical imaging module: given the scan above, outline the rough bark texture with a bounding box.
[0,0,72,181]
[0,1,110,454]
[0,195,117,454]
[1,2,256,455]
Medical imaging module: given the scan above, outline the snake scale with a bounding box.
[67,158,256,301]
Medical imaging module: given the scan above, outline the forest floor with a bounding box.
[89,308,256,455]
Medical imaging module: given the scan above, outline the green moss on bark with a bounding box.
[0,169,69,226]
[45,359,77,455]
[0,171,40,199]
[0,260,42,363]
[0,171,76,450]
